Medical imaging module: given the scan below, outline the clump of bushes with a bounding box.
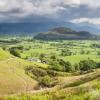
[9,47,21,57]
[25,66,58,87]
[39,75,53,87]
[25,66,48,79]
[61,49,72,56]
[79,59,97,71]
[49,58,74,72]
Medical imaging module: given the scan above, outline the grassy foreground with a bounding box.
[4,69,100,100]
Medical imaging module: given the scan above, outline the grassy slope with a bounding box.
[0,47,100,99]
[0,48,11,60]
[0,49,38,95]
[4,69,100,100]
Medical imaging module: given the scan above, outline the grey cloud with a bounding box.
[0,0,99,24]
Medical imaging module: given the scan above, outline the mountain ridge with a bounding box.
[34,27,93,40]
[0,22,99,35]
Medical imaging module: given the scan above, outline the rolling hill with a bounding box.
[34,27,93,40]
[0,48,38,95]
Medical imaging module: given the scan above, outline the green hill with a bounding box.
[34,27,92,40]
[0,49,38,95]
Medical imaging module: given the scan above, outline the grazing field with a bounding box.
[0,37,100,100]
[0,56,38,95]
[11,39,100,65]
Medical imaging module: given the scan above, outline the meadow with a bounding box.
[14,39,100,65]
[0,37,100,100]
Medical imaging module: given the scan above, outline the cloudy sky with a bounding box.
[0,0,100,25]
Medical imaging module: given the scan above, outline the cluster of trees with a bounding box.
[91,43,100,48]
[78,59,97,71]
[60,49,91,56]
[9,46,23,57]
[25,66,57,87]
[49,58,73,72]
[61,49,72,56]
[25,58,99,87]
[80,50,90,54]
[49,56,99,72]
[39,53,99,72]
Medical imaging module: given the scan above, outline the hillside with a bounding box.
[34,27,92,40]
[0,40,100,100]
[0,49,38,95]
[5,69,100,100]
[0,48,11,60]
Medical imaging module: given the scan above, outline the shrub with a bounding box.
[9,47,21,57]
[74,63,80,71]
[49,60,64,71]
[64,61,74,72]
[61,49,72,56]
[80,50,85,54]
[97,62,100,68]
[25,66,48,79]
[97,51,100,55]
[79,59,96,71]
[39,75,53,87]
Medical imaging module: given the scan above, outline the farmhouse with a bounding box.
[27,57,41,63]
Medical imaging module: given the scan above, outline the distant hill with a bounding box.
[34,27,93,40]
[0,22,69,36]
[0,22,99,36]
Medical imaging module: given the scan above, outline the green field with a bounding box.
[0,37,100,100]
[11,40,100,65]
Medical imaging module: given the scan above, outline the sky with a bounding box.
[0,0,100,26]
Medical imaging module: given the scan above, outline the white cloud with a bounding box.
[70,18,100,25]
[0,0,99,17]
[64,0,80,7]
[64,0,100,8]
[0,0,65,18]
[81,0,100,8]
[0,0,99,22]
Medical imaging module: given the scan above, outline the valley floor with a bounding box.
[0,39,100,100]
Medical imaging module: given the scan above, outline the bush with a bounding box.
[79,59,96,71]
[64,61,74,72]
[39,75,53,87]
[61,49,72,56]
[80,50,85,54]
[97,62,100,68]
[25,66,48,78]
[97,51,100,55]
[9,47,21,57]
[49,59,73,72]
[74,63,80,71]
[49,60,64,71]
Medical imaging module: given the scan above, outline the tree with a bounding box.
[49,60,64,71]
[64,61,73,72]
[79,59,96,71]
[61,49,72,56]
[9,47,21,57]
[97,51,100,55]
[50,55,56,60]
[39,53,45,62]
[74,63,80,71]
[80,50,85,54]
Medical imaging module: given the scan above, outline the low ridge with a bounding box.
[34,27,92,40]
